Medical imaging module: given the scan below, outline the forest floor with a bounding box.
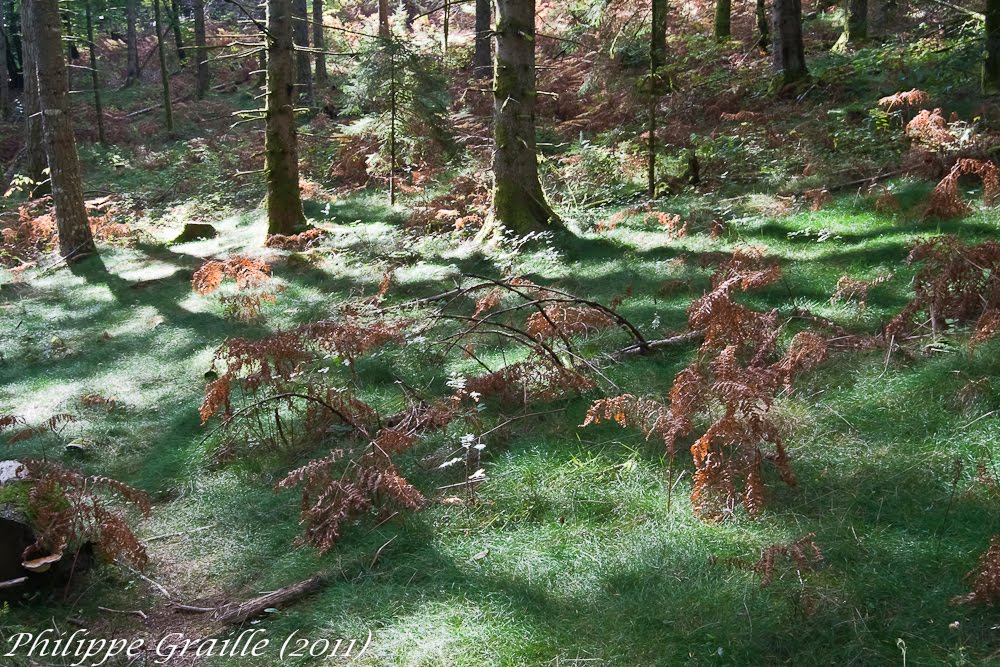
[3,10,1000,666]
[2,181,1000,665]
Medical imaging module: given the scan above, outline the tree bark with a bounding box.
[835,0,867,50]
[378,0,390,39]
[474,0,491,78]
[648,0,667,197]
[265,0,305,236]
[772,0,807,86]
[715,0,731,39]
[21,0,48,194]
[153,0,174,134]
[757,0,770,50]
[292,0,311,103]
[125,0,140,85]
[85,0,106,144]
[312,0,325,85]
[985,0,1000,94]
[169,0,186,61]
[193,0,209,98]
[25,0,96,261]
[490,0,560,234]
[0,0,9,120]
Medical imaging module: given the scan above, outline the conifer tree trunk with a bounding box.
[490,0,560,234]
[21,2,47,193]
[292,0,311,103]
[0,0,9,121]
[85,0,106,144]
[265,0,305,236]
[648,0,667,197]
[985,0,1000,94]
[125,0,139,85]
[25,0,96,261]
[378,0,390,39]
[772,0,807,86]
[193,0,208,97]
[312,0,325,85]
[169,0,185,61]
[715,0,731,39]
[473,0,491,78]
[153,0,174,133]
[757,0,770,50]
[835,0,867,50]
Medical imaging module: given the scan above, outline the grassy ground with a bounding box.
[2,181,999,665]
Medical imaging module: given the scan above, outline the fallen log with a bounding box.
[212,576,325,624]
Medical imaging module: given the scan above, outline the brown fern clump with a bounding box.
[886,236,1000,343]
[905,108,955,150]
[926,159,1000,219]
[596,205,688,238]
[829,273,893,311]
[264,228,325,251]
[954,536,1000,605]
[804,188,833,212]
[878,89,929,111]
[464,357,595,407]
[584,250,828,519]
[192,255,277,321]
[16,460,150,570]
[525,304,616,339]
[275,446,424,554]
[755,533,824,587]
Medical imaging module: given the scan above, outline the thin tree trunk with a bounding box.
[0,0,8,120]
[489,0,560,234]
[757,0,770,50]
[835,0,867,50]
[153,0,174,134]
[378,0,390,39]
[388,37,396,205]
[169,0,186,61]
[25,0,96,261]
[265,0,305,236]
[292,0,311,103]
[715,0,731,39]
[85,0,105,144]
[772,0,807,86]
[985,0,1000,94]
[312,0,325,85]
[443,0,449,54]
[193,0,209,97]
[125,0,139,85]
[21,0,47,193]
[473,0,491,78]
[648,0,667,198]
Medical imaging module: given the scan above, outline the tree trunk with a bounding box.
[312,0,325,85]
[169,0,186,61]
[772,0,807,86]
[985,0,1000,94]
[870,0,896,38]
[757,0,770,50]
[25,0,96,262]
[649,0,667,197]
[0,0,9,120]
[378,0,390,39]
[85,0,106,144]
[265,0,305,236]
[490,0,560,234]
[474,0,491,78]
[21,0,48,194]
[125,0,139,85]
[153,0,174,134]
[715,0,731,39]
[193,0,209,98]
[292,0,311,103]
[835,0,867,50]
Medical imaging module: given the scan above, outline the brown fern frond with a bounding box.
[525,305,616,339]
[756,533,823,587]
[954,536,1000,605]
[878,89,929,111]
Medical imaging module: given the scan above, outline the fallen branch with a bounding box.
[0,577,27,590]
[97,606,148,620]
[212,576,325,625]
[612,330,704,358]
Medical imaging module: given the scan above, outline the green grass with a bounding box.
[2,184,999,666]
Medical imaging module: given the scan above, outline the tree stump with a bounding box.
[173,222,217,243]
[0,461,36,601]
